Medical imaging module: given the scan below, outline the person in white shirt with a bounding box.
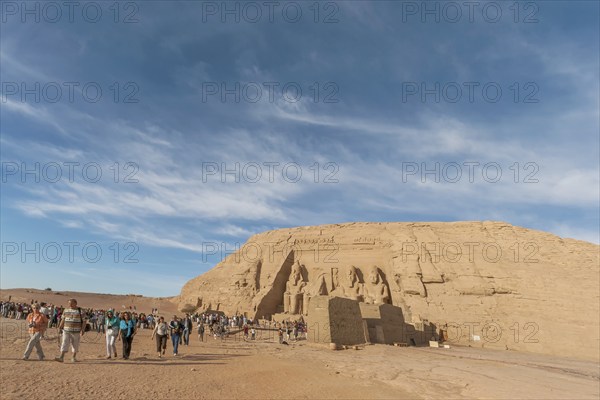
[151,316,169,358]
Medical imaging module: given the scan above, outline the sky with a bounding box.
[1,1,598,296]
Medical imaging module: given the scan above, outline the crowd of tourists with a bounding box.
[1,299,159,332]
[1,299,37,321]
[1,297,307,362]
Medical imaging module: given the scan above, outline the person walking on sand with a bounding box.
[243,324,249,341]
[98,310,106,333]
[22,304,48,361]
[182,314,192,345]
[119,312,136,360]
[168,315,183,356]
[198,322,205,342]
[151,316,169,358]
[54,299,85,363]
[278,325,284,344]
[105,310,120,359]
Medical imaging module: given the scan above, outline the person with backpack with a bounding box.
[168,315,183,356]
[54,298,86,363]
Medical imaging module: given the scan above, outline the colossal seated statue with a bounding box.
[341,265,362,301]
[363,265,391,305]
[303,272,328,315]
[329,265,363,301]
[283,260,307,314]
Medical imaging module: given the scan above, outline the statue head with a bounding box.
[368,265,381,284]
[290,260,304,284]
[346,265,359,287]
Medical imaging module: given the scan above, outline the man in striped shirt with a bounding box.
[54,298,86,363]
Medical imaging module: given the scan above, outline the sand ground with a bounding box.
[1,317,599,400]
[1,289,598,399]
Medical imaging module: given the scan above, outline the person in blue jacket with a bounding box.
[119,312,136,360]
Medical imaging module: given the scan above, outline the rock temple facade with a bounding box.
[178,221,600,360]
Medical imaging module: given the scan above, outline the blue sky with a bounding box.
[1,1,598,296]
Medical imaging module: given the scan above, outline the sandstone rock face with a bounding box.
[307,296,365,346]
[178,221,600,360]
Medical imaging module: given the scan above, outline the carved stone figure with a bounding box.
[363,265,390,305]
[284,260,307,314]
[303,272,328,315]
[177,221,599,360]
[340,265,362,301]
[331,267,339,292]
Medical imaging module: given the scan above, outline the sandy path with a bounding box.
[2,285,599,400]
[0,319,408,399]
[270,342,600,399]
[2,318,599,399]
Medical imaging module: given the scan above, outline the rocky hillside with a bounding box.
[178,221,599,360]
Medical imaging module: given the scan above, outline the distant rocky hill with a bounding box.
[178,221,600,360]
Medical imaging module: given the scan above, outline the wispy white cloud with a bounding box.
[1,1,597,275]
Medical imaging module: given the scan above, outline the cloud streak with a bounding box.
[1,2,598,296]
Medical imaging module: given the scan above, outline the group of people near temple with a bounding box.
[3,297,306,362]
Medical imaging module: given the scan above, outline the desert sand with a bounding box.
[1,316,598,399]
